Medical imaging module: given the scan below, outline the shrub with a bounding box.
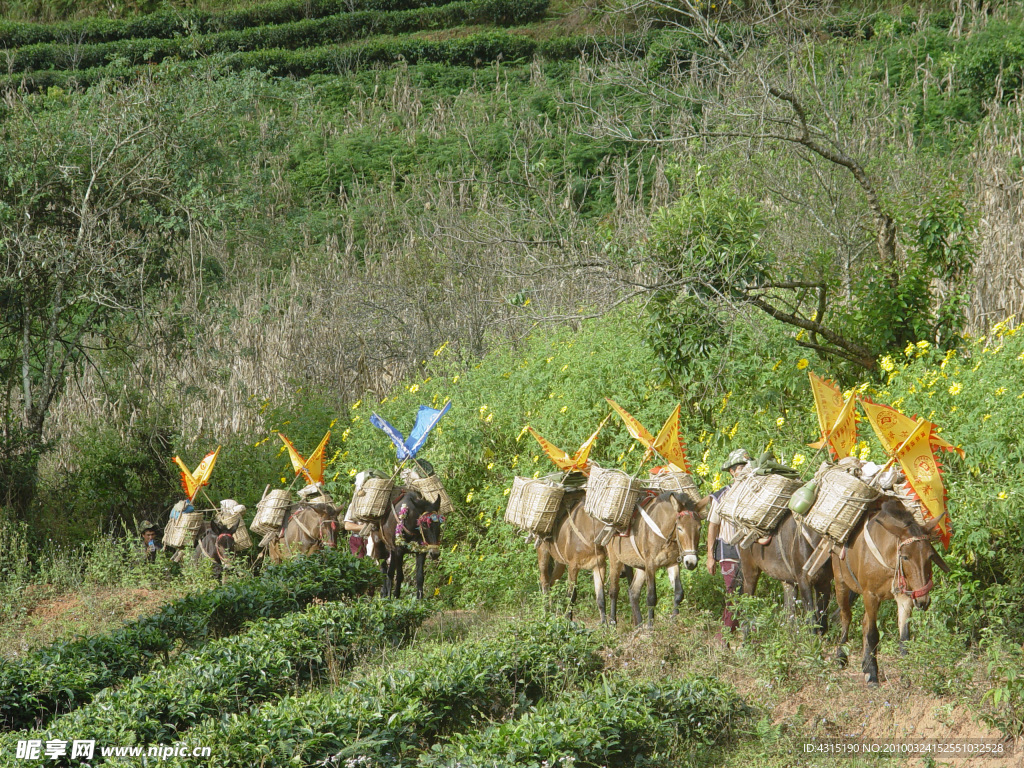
[5,600,430,759]
[0,548,380,730]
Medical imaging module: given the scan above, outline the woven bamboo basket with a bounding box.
[163,508,204,549]
[719,473,801,535]
[503,477,564,536]
[584,466,643,530]
[412,475,454,516]
[349,477,394,523]
[804,467,880,543]
[216,501,252,551]
[647,470,701,505]
[251,489,292,536]
[504,476,530,529]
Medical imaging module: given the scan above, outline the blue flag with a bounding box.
[371,401,452,460]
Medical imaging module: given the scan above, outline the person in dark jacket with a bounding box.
[139,520,163,564]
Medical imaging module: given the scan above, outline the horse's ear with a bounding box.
[669,493,683,515]
[228,522,239,535]
[211,519,224,534]
[429,495,441,513]
[930,547,951,573]
[875,514,907,540]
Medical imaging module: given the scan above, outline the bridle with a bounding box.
[863,521,934,599]
[673,504,701,564]
[393,500,444,555]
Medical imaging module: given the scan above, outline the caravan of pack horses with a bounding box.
[159,370,956,686]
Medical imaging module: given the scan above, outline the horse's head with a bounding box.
[396,490,443,560]
[209,519,238,567]
[662,491,702,570]
[875,499,949,610]
[309,502,340,549]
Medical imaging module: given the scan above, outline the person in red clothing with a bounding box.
[698,448,751,646]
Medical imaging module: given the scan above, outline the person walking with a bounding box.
[699,448,751,646]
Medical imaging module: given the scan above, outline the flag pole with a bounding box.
[865,417,927,489]
[801,395,857,480]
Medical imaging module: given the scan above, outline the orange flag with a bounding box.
[808,371,858,459]
[278,432,331,483]
[892,419,952,547]
[860,399,965,459]
[528,414,610,475]
[304,431,331,484]
[643,404,691,472]
[172,447,220,502]
[605,398,655,445]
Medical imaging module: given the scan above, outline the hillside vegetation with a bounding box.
[1,0,1023,760]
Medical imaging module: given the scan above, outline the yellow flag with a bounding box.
[279,433,307,477]
[893,419,952,547]
[808,371,858,459]
[605,398,655,445]
[172,456,199,499]
[527,414,611,475]
[528,427,574,472]
[643,404,691,472]
[172,447,220,502]
[573,413,611,471]
[860,399,965,459]
[304,432,331,484]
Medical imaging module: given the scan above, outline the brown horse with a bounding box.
[740,512,832,634]
[372,488,443,599]
[832,498,949,684]
[193,519,238,581]
[605,491,702,627]
[536,490,612,622]
[267,502,339,564]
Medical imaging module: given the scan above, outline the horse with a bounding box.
[267,502,339,564]
[832,498,949,685]
[372,488,442,599]
[193,519,238,581]
[605,491,702,627]
[535,490,612,622]
[740,512,832,634]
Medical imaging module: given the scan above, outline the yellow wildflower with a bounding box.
[487,462,494,470]
[503,487,510,496]
[995,387,1006,396]
[559,406,567,413]
[997,491,1008,500]
[433,341,449,356]
[352,399,361,410]
[281,477,287,483]
[904,342,915,357]
[792,453,806,468]
[771,360,782,372]
[712,472,723,491]
[479,404,488,415]
[548,392,555,399]
[983,414,991,422]
[546,357,553,363]
[348,468,357,476]
[453,375,460,383]
[409,384,419,393]
[485,413,494,423]
[696,462,709,477]
[880,356,895,372]
[776,417,785,427]
[859,443,871,461]
[466,491,474,503]
[796,359,809,370]
[533,455,539,463]
[511,455,519,467]
[728,422,739,439]
[561,364,568,372]
[949,382,963,396]
[795,329,806,341]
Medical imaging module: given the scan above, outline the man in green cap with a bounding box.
[139,520,163,564]
[697,448,751,645]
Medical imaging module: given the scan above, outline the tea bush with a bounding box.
[419,674,744,766]
[0,548,380,730]
[176,617,601,767]
[5,599,430,763]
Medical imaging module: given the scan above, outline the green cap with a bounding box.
[139,520,160,534]
[721,448,751,472]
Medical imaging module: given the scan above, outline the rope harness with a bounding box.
[863,523,934,599]
[629,495,699,564]
[391,495,443,556]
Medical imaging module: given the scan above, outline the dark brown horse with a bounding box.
[605,491,702,627]
[536,490,612,622]
[193,519,238,581]
[740,512,832,634]
[267,502,339,564]
[832,498,949,684]
[372,488,442,599]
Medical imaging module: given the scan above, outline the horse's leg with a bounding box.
[861,592,882,684]
[895,593,913,657]
[537,547,553,600]
[644,565,657,627]
[566,565,579,621]
[626,568,645,627]
[414,552,426,600]
[606,554,623,626]
[783,582,798,621]
[391,550,405,599]
[834,563,852,667]
[667,563,683,617]
[379,555,391,598]
[592,566,607,625]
